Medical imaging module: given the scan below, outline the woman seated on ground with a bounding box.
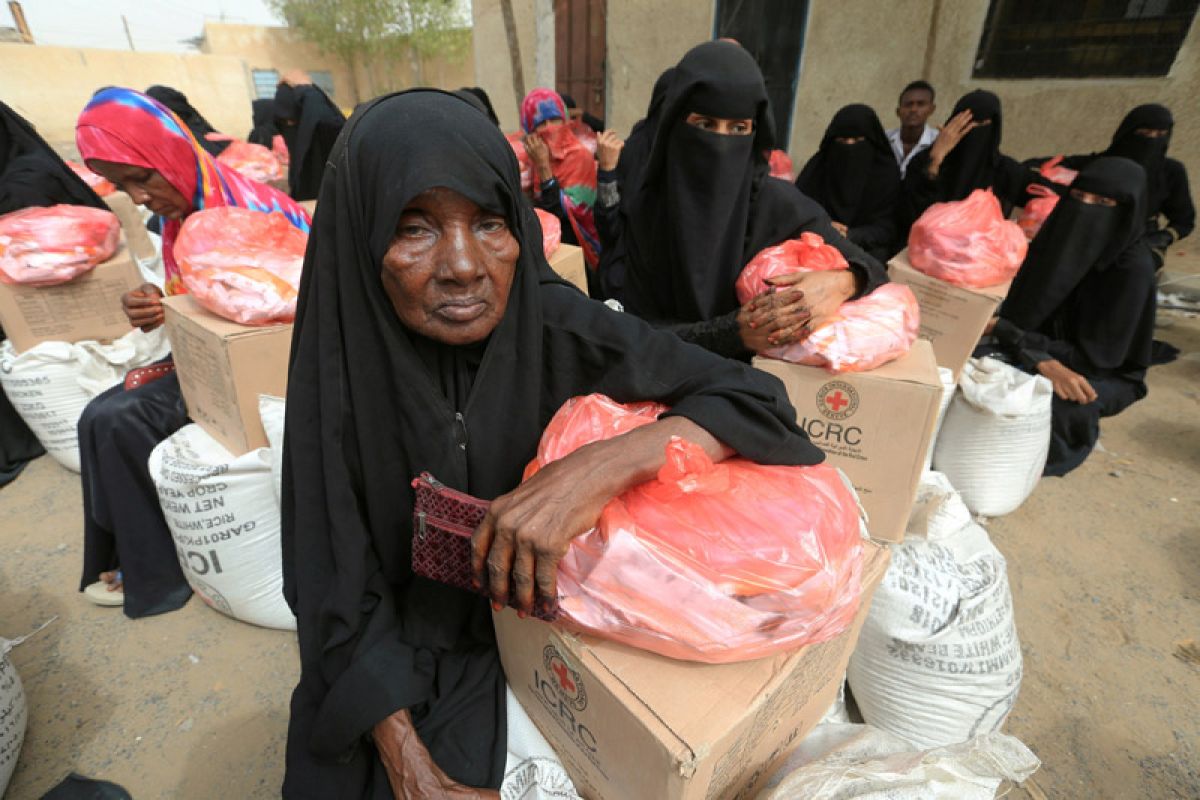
[274,71,346,201]
[596,41,887,358]
[987,157,1155,477]
[796,104,901,263]
[74,87,310,615]
[282,89,822,797]
[520,88,602,289]
[0,101,112,485]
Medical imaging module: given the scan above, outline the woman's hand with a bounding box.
[122,283,165,331]
[765,270,858,321]
[926,110,979,177]
[523,134,553,179]
[1037,358,1097,404]
[737,287,810,351]
[374,710,499,799]
[596,130,625,171]
[472,417,731,615]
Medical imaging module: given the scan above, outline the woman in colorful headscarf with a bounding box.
[520,88,602,294]
[73,87,310,617]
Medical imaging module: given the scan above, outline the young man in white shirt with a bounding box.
[886,81,938,177]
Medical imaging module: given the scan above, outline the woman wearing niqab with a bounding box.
[597,41,887,358]
[247,98,279,147]
[991,157,1155,476]
[796,104,901,262]
[274,79,346,201]
[281,88,821,797]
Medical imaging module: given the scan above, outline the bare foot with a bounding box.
[99,570,124,592]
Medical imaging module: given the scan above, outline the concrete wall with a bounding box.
[472,0,538,131]
[0,43,254,148]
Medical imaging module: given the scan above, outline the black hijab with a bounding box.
[145,85,229,156]
[614,66,674,190]
[620,41,831,322]
[461,86,500,126]
[938,89,1003,201]
[274,83,346,200]
[1000,157,1153,375]
[1103,104,1172,209]
[796,104,900,226]
[247,98,278,147]
[0,100,105,213]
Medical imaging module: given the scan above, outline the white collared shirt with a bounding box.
[886,125,939,177]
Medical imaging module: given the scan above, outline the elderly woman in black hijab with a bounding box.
[796,104,901,262]
[274,71,346,201]
[901,90,1037,230]
[281,89,822,797]
[597,41,887,359]
[145,85,230,156]
[988,157,1155,477]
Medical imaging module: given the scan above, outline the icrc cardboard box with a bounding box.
[887,249,1011,380]
[753,340,941,543]
[102,191,158,264]
[0,245,140,353]
[162,295,292,454]
[495,543,889,800]
[549,243,587,294]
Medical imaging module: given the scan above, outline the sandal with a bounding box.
[84,580,124,607]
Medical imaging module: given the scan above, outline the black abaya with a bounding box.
[274,84,346,201]
[281,89,822,797]
[145,85,230,156]
[247,98,279,147]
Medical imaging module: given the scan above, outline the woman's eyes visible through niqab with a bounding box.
[684,113,754,136]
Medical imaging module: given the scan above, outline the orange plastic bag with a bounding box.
[0,205,120,286]
[524,394,866,663]
[174,207,307,325]
[216,141,284,183]
[534,208,561,258]
[736,233,919,372]
[506,133,533,193]
[66,161,116,196]
[767,149,795,181]
[908,189,1028,288]
[1017,156,1078,241]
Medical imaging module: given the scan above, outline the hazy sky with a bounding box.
[3,0,282,52]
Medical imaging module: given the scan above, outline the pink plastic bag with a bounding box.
[908,189,1028,288]
[217,141,285,183]
[174,207,307,325]
[506,133,533,193]
[737,233,918,372]
[767,149,795,181]
[1017,156,1078,241]
[66,161,116,196]
[534,208,561,258]
[524,394,866,663]
[271,134,290,166]
[0,205,120,286]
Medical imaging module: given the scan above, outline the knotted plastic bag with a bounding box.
[737,233,920,372]
[216,141,285,183]
[534,208,561,258]
[1017,156,1078,241]
[524,393,866,663]
[66,160,116,196]
[174,207,307,325]
[0,205,120,286]
[908,189,1027,288]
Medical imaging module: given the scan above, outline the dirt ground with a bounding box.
[1,264,1197,799]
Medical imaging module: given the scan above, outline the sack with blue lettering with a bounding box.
[148,423,295,630]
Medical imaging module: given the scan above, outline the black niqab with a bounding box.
[939,89,1003,201]
[145,85,229,156]
[1104,104,1172,207]
[247,98,278,147]
[0,100,105,213]
[796,104,899,226]
[274,83,346,201]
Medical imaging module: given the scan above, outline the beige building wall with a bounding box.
[0,43,254,148]
[471,0,538,131]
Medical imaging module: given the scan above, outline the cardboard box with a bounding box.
[754,340,940,543]
[0,245,140,353]
[162,295,292,455]
[496,543,890,800]
[549,243,588,294]
[887,249,1010,380]
[102,191,157,264]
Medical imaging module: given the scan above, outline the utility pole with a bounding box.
[7,1,34,43]
[121,14,135,51]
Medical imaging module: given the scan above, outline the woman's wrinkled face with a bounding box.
[381,187,519,346]
[684,113,754,136]
[87,159,189,220]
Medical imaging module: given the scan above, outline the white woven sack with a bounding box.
[932,356,1052,516]
[149,423,296,630]
[847,472,1022,750]
[502,686,581,800]
[922,367,957,473]
[258,395,285,506]
[0,328,168,471]
[0,639,26,796]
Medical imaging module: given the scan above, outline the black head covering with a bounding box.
[274,82,346,201]
[1104,104,1172,206]
[247,98,278,147]
[620,41,829,321]
[452,88,493,123]
[614,66,675,190]
[282,89,568,792]
[796,103,900,226]
[461,86,501,126]
[0,100,105,214]
[938,89,1003,201]
[1002,157,1148,336]
[144,85,229,156]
